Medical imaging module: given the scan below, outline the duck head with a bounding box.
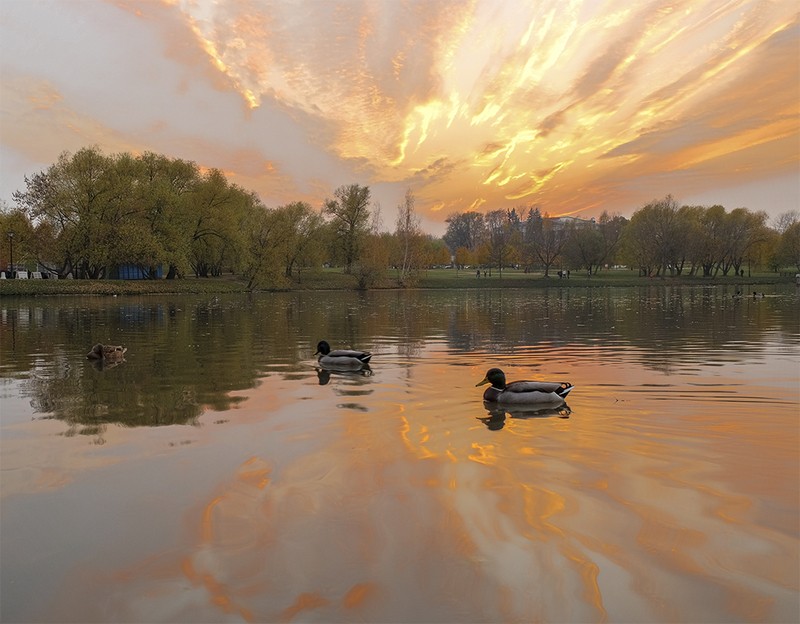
[476,368,507,389]
[315,340,331,356]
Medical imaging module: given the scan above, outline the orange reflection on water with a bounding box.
[8,347,795,623]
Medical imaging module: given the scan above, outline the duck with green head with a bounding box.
[477,367,573,405]
[315,340,372,370]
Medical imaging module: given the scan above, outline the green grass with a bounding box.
[416,267,794,289]
[0,267,794,297]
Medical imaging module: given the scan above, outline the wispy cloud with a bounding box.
[1,0,797,228]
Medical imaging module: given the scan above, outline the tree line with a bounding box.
[443,196,799,278]
[1,146,798,287]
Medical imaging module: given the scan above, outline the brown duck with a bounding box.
[87,344,127,361]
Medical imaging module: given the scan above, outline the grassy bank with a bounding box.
[0,268,795,297]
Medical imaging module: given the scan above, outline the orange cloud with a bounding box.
[2,0,797,228]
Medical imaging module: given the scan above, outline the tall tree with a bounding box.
[697,205,728,276]
[564,224,605,275]
[394,189,424,285]
[13,147,127,278]
[772,210,799,234]
[485,209,514,276]
[621,195,684,276]
[273,202,325,278]
[443,211,485,254]
[596,212,628,269]
[134,152,199,279]
[525,210,568,277]
[324,184,371,274]
[188,169,253,277]
[776,222,800,271]
[722,208,769,276]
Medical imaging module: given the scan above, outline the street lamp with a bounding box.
[7,231,14,279]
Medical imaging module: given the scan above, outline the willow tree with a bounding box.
[273,201,325,278]
[13,147,130,278]
[621,195,685,276]
[240,207,284,290]
[133,152,199,279]
[188,169,255,277]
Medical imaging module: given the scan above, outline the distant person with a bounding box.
[476,269,480,278]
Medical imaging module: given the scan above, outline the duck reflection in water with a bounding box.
[315,365,373,386]
[478,402,571,430]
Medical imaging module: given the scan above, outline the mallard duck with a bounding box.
[315,340,372,369]
[87,344,127,361]
[476,368,573,405]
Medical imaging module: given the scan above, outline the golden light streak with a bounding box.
[167,1,798,221]
[5,0,794,225]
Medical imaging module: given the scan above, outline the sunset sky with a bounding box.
[1,0,797,234]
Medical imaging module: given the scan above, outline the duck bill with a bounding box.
[476,376,490,387]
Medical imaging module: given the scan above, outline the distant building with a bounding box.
[549,216,597,230]
[109,264,163,280]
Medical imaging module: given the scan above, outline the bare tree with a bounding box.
[395,189,423,284]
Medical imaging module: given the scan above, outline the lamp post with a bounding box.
[7,231,14,279]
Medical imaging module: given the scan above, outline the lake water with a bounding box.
[1,285,798,623]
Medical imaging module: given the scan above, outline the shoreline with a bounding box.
[0,270,794,297]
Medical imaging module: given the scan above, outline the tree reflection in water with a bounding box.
[1,285,796,436]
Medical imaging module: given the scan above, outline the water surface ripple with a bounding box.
[1,285,798,623]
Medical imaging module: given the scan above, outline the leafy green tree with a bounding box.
[678,205,706,276]
[12,147,142,278]
[188,169,253,277]
[0,204,35,274]
[621,195,684,276]
[240,207,284,290]
[776,221,800,271]
[697,205,728,276]
[272,202,325,278]
[722,208,769,276]
[134,152,199,279]
[324,184,371,274]
[355,231,390,289]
